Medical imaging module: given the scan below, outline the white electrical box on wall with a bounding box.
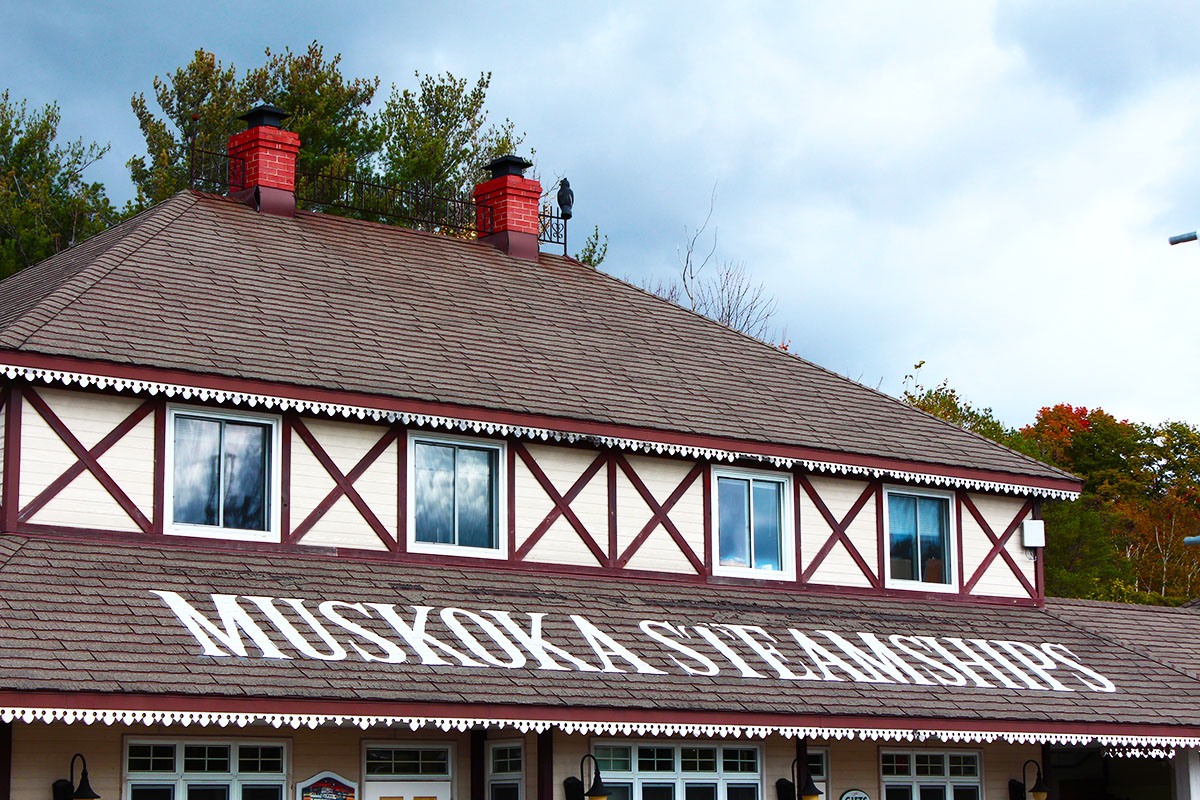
[1022,519,1046,548]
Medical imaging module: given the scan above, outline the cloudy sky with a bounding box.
[4,1,1200,428]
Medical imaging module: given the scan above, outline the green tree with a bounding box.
[127,43,380,209]
[0,91,117,278]
[574,224,608,267]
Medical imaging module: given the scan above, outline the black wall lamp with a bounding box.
[790,756,822,800]
[1007,759,1048,800]
[563,754,610,800]
[51,753,101,800]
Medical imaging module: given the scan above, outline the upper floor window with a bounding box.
[408,433,506,558]
[885,488,954,590]
[713,467,794,580]
[125,739,287,800]
[880,750,980,800]
[167,407,279,542]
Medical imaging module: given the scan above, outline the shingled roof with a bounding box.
[0,534,1196,736]
[0,191,1073,485]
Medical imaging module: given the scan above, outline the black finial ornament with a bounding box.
[239,101,291,130]
[557,178,574,220]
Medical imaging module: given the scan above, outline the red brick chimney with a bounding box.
[474,155,540,259]
[227,103,300,217]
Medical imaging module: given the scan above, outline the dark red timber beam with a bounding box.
[799,476,880,587]
[960,493,1036,597]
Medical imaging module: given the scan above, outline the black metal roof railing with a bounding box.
[538,206,568,253]
[187,145,246,195]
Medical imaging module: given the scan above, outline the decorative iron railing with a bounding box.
[187,143,245,195]
[295,169,489,237]
[538,207,568,254]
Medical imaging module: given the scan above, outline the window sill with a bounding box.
[884,578,958,593]
[166,525,280,544]
[712,564,796,582]
[407,539,509,561]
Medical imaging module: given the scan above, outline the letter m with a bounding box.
[151,591,289,659]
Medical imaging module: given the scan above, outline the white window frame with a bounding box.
[711,466,795,581]
[487,739,524,800]
[879,749,983,800]
[804,748,828,800]
[406,431,508,560]
[882,485,958,593]
[165,405,282,543]
[362,741,456,781]
[591,740,764,800]
[122,737,289,800]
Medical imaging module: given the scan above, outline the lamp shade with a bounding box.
[585,770,609,800]
[1029,770,1048,800]
[73,767,100,800]
[799,771,822,800]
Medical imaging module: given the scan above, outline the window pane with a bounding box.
[685,785,717,800]
[947,755,977,777]
[726,785,758,800]
[187,787,229,800]
[642,785,675,800]
[238,745,283,774]
[806,753,825,779]
[607,784,633,800]
[882,754,911,777]
[174,417,221,525]
[596,746,632,773]
[241,787,283,800]
[915,754,944,776]
[722,749,758,773]
[951,788,979,800]
[223,422,268,531]
[129,744,176,772]
[718,477,751,567]
[638,747,675,772]
[491,783,520,800]
[456,447,496,548]
[917,497,949,584]
[751,480,783,570]
[681,747,718,772]
[415,443,455,544]
[131,786,175,800]
[183,745,230,773]
[884,789,912,800]
[492,745,522,774]
[888,495,917,581]
[918,788,945,800]
[365,747,449,776]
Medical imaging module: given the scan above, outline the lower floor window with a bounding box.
[489,742,523,800]
[805,750,828,800]
[594,743,761,800]
[881,751,981,800]
[125,740,286,800]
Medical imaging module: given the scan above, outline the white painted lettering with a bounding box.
[571,615,667,674]
[440,608,526,668]
[995,640,1072,691]
[788,630,872,682]
[486,611,600,672]
[966,639,1045,690]
[247,597,347,661]
[639,621,720,676]
[820,631,934,684]
[720,625,817,680]
[692,625,766,678]
[935,637,1022,689]
[319,601,407,663]
[152,591,288,659]
[365,604,488,667]
[888,635,966,686]
[1042,643,1117,693]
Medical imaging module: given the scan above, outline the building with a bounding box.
[0,105,1196,800]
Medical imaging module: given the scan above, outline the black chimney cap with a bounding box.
[485,155,533,179]
[239,102,292,130]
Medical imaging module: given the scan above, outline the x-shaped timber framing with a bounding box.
[799,475,881,587]
[512,442,608,564]
[287,415,399,550]
[960,492,1036,597]
[20,388,154,532]
[615,454,705,573]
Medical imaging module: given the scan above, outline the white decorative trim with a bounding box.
[2,364,1080,501]
[0,706,1191,750]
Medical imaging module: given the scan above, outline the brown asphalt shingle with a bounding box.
[0,191,1073,484]
[1,535,1198,728]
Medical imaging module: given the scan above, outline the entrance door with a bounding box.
[363,780,452,800]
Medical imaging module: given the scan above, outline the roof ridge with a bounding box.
[0,192,199,348]
[571,258,1075,483]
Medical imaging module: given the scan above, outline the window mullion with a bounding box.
[217,421,226,529]
[746,479,757,569]
[451,445,459,546]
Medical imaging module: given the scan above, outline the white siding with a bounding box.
[20,388,153,532]
[290,419,396,551]
[514,444,606,565]
[963,492,1036,598]
[800,476,877,587]
[614,454,703,573]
